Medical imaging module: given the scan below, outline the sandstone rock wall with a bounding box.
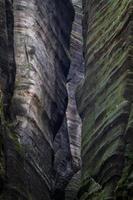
[0,0,74,199]
[77,0,133,199]
[1,0,132,199]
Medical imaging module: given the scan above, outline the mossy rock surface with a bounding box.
[77,0,133,199]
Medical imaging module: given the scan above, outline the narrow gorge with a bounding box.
[0,0,132,200]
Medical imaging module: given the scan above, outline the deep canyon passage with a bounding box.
[0,0,132,200]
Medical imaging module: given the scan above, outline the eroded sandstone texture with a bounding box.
[65,1,84,199]
[0,0,74,199]
[0,0,133,199]
[77,0,133,199]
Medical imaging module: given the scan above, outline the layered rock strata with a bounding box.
[1,0,132,199]
[65,0,84,199]
[77,0,133,199]
[0,0,74,199]
[67,0,84,169]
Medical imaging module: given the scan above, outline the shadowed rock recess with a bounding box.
[0,0,133,200]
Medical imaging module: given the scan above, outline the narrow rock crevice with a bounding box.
[1,0,132,200]
[53,1,84,199]
[65,1,84,199]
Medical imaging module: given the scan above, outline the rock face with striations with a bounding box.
[77,0,133,199]
[67,0,84,169]
[0,0,74,199]
[65,0,84,199]
[53,1,84,199]
[1,0,132,199]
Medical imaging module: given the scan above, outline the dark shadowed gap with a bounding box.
[53,0,84,200]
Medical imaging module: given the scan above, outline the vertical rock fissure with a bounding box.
[65,1,84,199]
[53,1,84,200]
[0,1,132,200]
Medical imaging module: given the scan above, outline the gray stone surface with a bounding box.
[0,0,74,199]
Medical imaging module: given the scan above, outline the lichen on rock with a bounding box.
[77,0,133,199]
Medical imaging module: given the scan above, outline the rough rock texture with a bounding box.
[1,0,132,199]
[65,171,81,200]
[77,0,133,199]
[0,0,17,198]
[53,1,84,199]
[0,0,74,199]
[65,1,84,199]
[53,117,73,200]
[67,1,84,169]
